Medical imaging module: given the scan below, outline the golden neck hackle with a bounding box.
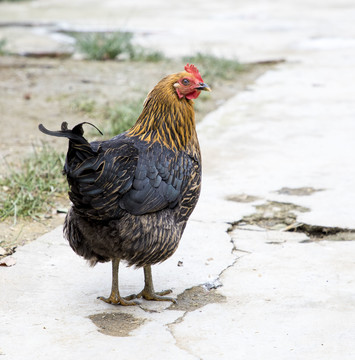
[127,74,198,151]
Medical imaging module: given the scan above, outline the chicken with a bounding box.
[39,64,210,305]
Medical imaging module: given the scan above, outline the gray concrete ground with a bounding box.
[1,0,355,359]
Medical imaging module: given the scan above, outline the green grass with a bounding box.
[73,31,165,62]
[71,97,97,115]
[70,95,144,138]
[0,38,7,55]
[128,47,165,62]
[102,98,144,136]
[183,53,244,80]
[0,146,67,223]
[74,31,134,61]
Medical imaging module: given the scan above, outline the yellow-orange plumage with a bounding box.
[128,71,198,151]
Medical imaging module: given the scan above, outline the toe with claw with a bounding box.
[98,293,138,306]
[128,265,177,304]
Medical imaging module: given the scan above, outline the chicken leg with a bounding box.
[130,265,177,303]
[98,258,137,306]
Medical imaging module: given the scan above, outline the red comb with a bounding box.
[185,63,203,82]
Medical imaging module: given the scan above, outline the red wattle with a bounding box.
[186,90,201,100]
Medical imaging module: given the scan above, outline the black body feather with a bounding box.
[39,120,201,267]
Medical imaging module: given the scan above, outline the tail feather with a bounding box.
[39,122,103,175]
[38,122,102,144]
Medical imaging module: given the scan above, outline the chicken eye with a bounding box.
[182,78,190,86]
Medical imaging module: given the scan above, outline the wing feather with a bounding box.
[65,136,198,220]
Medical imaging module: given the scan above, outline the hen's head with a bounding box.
[173,64,211,100]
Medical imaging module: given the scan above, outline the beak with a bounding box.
[196,82,211,92]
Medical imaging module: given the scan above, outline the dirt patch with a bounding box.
[233,200,310,231]
[0,205,68,260]
[88,311,146,337]
[226,193,261,203]
[230,199,355,242]
[168,285,226,312]
[275,187,324,196]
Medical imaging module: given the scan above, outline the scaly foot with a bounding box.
[98,292,138,306]
[126,265,177,303]
[136,288,176,303]
[99,258,138,306]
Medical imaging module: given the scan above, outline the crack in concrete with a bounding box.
[166,287,221,360]
[165,223,240,358]
[285,223,355,241]
[166,315,203,360]
[228,199,355,242]
[165,265,238,359]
